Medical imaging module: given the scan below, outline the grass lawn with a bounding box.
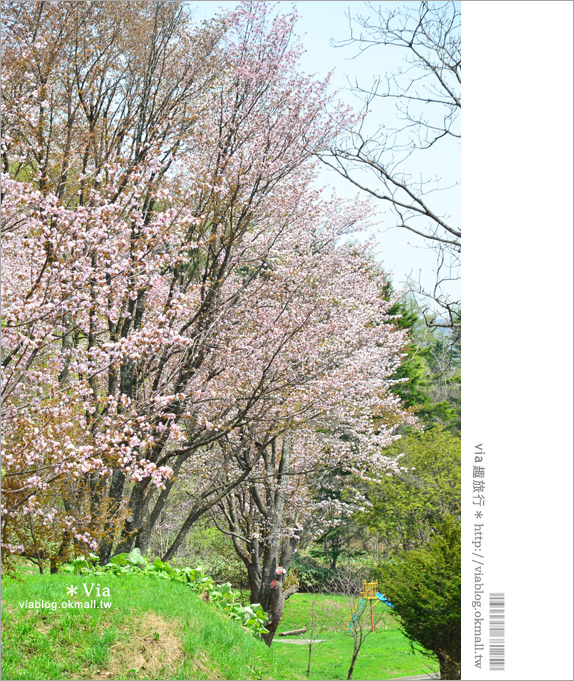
[1,570,295,681]
[2,566,438,680]
[273,593,439,680]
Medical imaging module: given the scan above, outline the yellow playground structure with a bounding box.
[346,580,394,632]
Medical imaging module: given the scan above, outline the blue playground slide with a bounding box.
[346,597,365,630]
[375,592,394,608]
[346,593,394,630]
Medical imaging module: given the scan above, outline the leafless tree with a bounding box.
[333,570,386,680]
[323,1,460,334]
[304,597,327,679]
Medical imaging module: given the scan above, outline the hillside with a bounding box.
[1,572,296,681]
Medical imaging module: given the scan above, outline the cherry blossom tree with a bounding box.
[1,1,412,606]
[1,0,358,565]
[197,243,413,644]
[2,0,226,566]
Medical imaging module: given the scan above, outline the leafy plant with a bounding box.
[60,553,100,575]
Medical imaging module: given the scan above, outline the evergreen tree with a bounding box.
[377,515,461,680]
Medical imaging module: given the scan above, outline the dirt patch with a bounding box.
[94,611,184,679]
[35,618,52,634]
[273,638,326,645]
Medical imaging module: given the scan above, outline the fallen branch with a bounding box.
[278,627,307,637]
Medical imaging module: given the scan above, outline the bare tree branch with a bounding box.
[323,1,461,333]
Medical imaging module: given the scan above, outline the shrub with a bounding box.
[376,515,461,680]
[290,553,372,594]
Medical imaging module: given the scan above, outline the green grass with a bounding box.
[273,593,439,680]
[1,571,296,680]
[1,570,439,680]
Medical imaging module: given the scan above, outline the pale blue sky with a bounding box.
[190,1,460,299]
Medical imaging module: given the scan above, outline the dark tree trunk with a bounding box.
[114,481,149,555]
[98,469,126,564]
[331,551,339,570]
[347,650,358,680]
[438,653,461,680]
[162,505,201,562]
[260,584,297,646]
[135,453,188,553]
[250,525,299,645]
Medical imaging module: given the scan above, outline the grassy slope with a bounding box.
[273,593,439,680]
[1,572,295,681]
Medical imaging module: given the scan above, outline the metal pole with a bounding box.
[370,599,374,632]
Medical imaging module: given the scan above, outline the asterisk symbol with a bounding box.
[67,584,78,596]
[475,511,483,519]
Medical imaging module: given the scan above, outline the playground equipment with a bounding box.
[346,580,393,632]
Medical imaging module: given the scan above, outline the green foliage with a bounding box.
[290,553,372,595]
[291,554,338,593]
[311,522,372,572]
[376,516,461,679]
[8,160,38,182]
[383,289,461,433]
[60,550,268,636]
[166,519,248,587]
[357,427,460,554]
[60,553,100,574]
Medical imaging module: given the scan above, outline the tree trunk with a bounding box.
[347,645,360,680]
[136,453,188,553]
[218,435,300,646]
[98,469,126,564]
[162,466,253,562]
[114,481,149,555]
[162,505,200,562]
[438,653,461,680]
[260,583,298,646]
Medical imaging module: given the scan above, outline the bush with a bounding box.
[376,515,461,680]
[291,553,372,594]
